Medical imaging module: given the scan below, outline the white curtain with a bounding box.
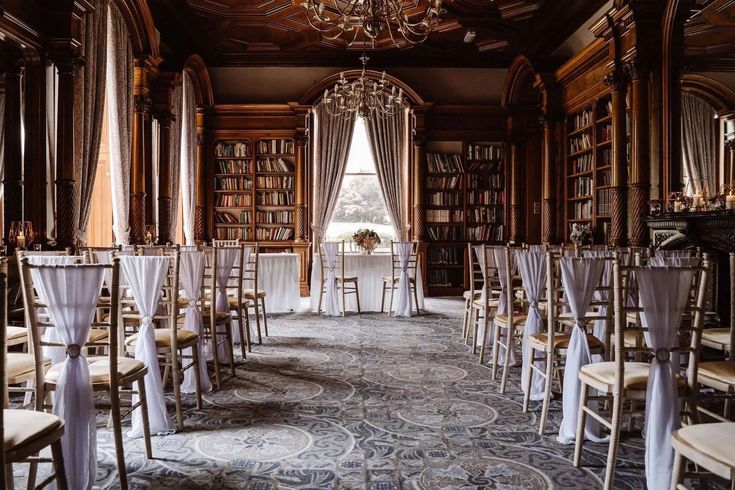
[637,267,695,490]
[106,3,134,245]
[682,93,717,196]
[517,250,546,400]
[214,247,239,364]
[557,257,607,444]
[392,242,414,317]
[493,248,517,366]
[230,246,251,346]
[45,65,57,245]
[583,250,614,363]
[321,242,341,316]
[179,251,212,393]
[36,265,104,490]
[180,73,197,246]
[120,256,173,437]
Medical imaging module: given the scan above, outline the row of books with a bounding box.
[598,169,611,187]
[216,177,253,191]
[467,191,502,206]
[427,225,462,241]
[216,194,252,207]
[598,124,612,142]
[571,177,593,198]
[427,192,461,207]
[256,158,293,173]
[597,188,612,216]
[215,211,250,224]
[569,133,592,154]
[217,160,251,174]
[468,174,503,190]
[600,148,611,166]
[258,139,294,155]
[256,176,294,189]
[427,153,464,173]
[426,176,462,190]
[466,143,503,161]
[256,211,294,224]
[426,209,463,223]
[571,154,593,174]
[427,269,462,288]
[572,110,593,130]
[215,228,249,240]
[428,247,463,266]
[257,192,294,206]
[572,201,593,220]
[215,142,250,158]
[256,227,293,241]
[468,207,503,223]
[467,225,503,242]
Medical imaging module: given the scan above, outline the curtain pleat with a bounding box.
[311,105,355,242]
[74,0,107,245]
[169,85,183,241]
[181,72,197,246]
[106,2,134,245]
[681,93,717,196]
[45,65,57,245]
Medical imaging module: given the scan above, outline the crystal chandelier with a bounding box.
[300,0,444,47]
[321,54,408,120]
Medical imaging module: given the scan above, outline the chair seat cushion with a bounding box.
[124,328,199,349]
[672,422,735,477]
[45,356,146,385]
[338,275,359,282]
[528,332,603,351]
[228,297,252,308]
[383,276,415,283]
[3,409,63,452]
[6,326,27,342]
[494,314,528,329]
[201,310,233,324]
[702,328,732,351]
[472,299,500,309]
[580,361,686,391]
[244,288,266,299]
[89,328,109,343]
[463,290,481,301]
[698,361,735,387]
[7,353,51,382]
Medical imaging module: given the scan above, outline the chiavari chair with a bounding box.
[462,242,483,343]
[317,240,360,316]
[381,241,420,315]
[19,256,153,490]
[700,252,735,355]
[242,243,270,341]
[470,244,501,364]
[2,257,69,490]
[670,421,735,490]
[226,243,252,356]
[572,254,709,490]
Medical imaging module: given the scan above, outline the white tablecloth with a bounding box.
[258,253,301,312]
[309,253,425,312]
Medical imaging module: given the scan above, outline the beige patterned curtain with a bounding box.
[311,104,355,242]
[365,108,409,239]
[180,72,197,246]
[45,65,57,245]
[169,84,183,240]
[74,0,107,245]
[106,2,134,245]
[682,93,718,196]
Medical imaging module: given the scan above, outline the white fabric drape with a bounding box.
[179,251,212,394]
[682,93,717,196]
[392,242,414,317]
[180,72,197,246]
[321,242,341,316]
[493,248,517,366]
[517,250,546,401]
[106,3,134,245]
[45,65,57,245]
[637,267,695,490]
[557,257,607,444]
[474,246,494,349]
[213,247,239,364]
[36,265,104,490]
[583,251,614,363]
[650,256,701,268]
[230,246,251,346]
[120,256,173,437]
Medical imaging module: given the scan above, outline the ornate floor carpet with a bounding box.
[18,298,659,489]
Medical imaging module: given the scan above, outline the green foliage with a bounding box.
[332,176,391,225]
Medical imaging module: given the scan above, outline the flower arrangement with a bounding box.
[569,223,592,246]
[353,228,381,254]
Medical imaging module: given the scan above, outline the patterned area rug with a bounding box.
[16,298,660,489]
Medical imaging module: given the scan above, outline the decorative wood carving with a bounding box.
[412,134,427,243]
[627,58,651,247]
[508,140,522,243]
[195,108,207,242]
[294,135,308,243]
[130,60,151,243]
[540,113,555,244]
[604,69,628,246]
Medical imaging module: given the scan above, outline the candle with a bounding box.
[674,200,683,212]
[691,193,702,210]
[17,231,25,249]
[146,232,153,244]
[727,194,735,210]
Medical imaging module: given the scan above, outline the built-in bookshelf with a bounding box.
[212,137,296,242]
[424,141,506,295]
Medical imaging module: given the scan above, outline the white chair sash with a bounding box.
[213,247,239,363]
[650,256,702,268]
[322,242,341,316]
[583,251,614,363]
[637,267,695,490]
[473,246,494,348]
[557,257,607,444]
[120,256,173,437]
[393,242,414,317]
[656,249,694,258]
[516,250,546,401]
[493,247,517,366]
[179,251,212,394]
[230,246,251,346]
[36,265,104,490]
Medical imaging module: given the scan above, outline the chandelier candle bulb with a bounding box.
[727,194,735,210]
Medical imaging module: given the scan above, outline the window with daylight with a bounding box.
[326,116,396,248]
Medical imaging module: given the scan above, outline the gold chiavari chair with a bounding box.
[572,255,709,490]
[470,244,501,364]
[242,243,270,341]
[700,252,735,355]
[228,243,252,355]
[670,421,735,490]
[123,249,203,430]
[462,242,483,343]
[2,257,68,490]
[19,256,153,490]
[317,240,360,316]
[381,241,420,315]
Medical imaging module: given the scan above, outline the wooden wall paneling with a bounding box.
[0,45,24,247]
[152,72,178,244]
[22,56,48,244]
[130,59,152,243]
[195,107,206,242]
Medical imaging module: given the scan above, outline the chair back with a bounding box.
[318,240,346,282]
[475,244,500,309]
[467,243,484,298]
[213,239,240,248]
[241,243,259,295]
[390,241,418,280]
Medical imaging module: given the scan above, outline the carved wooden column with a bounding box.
[508,139,522,243]
[412,134,426,242]
[606,70,629,247]
[155,111,174,244]
[195,107,206,242]
[294,134,308,243]
[23,60,48,242]
[144,107,154,228]
[130,60,151,243]
[727,140,735,186]
[0,47,24,245]
[541,113,555,244]
[627,60,650,247]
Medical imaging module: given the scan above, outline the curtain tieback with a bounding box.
[655,348,671,362]
[142,315,153,326]
[529,300,539,310]
[574,319,586,329]
[66,344,81,359]
[188,299,198,308]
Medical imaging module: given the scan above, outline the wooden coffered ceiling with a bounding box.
[684,0,735,70]
[150,0,610,67]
